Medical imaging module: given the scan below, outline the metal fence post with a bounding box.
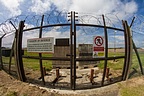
[39,15,45,85]
[70,11,77,90]
[14,21,26,82]
[0,34,6,69]
[0,38,3,69]
[101,15,108,86]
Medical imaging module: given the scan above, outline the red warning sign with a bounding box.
[93,36,104,57]
[94,36,104,47]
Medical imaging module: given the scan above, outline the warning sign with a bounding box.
[94,36,104,47]
[93,36,104,58]
[27,37,54,53]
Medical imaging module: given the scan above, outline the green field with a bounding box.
[2,50,53,71]
[2,49,144,72]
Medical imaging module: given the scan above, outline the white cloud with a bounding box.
[51,0,72,11]
[29,0,51,14]
[69,0,138,19]
[0,0,138,23]
[0,0,23,17]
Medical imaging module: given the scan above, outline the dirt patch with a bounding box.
[1,67,144,96]
[0,69,120,96]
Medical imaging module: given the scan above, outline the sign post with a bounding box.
[93,36,104,58]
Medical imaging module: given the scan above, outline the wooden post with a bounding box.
[56,68,60,78]
[43,67,46,76]
[90,69,94,84]
[106,68,110,81]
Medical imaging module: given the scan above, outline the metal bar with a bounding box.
[132,40,144,75]
[130,17,135,28]
[126,21,133,80]
[18,21,26,82]
[70,11,73,89]
[23,24,71,32]
[76,56,125,61]
[14,21,26,82]
[0,34,6,69]
[9,31,17,73]
[39,15,45,85]
[76,24,124,31]
[8,39,14,73]
[22,55,125,61]
[73,11,76,90]
[123,21,131,80]
[129,17,144,75]
[23,56,71,60]
[9,21,17,30]
[0,38,3,69]
[121,21,128,80]
[101,15,108,86]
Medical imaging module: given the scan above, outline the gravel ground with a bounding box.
[1,67,144,96]
[0,69,120,96]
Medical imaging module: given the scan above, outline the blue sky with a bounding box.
[0,0,144,48]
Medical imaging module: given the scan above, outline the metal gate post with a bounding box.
[14,21,26,82]
[0,38,2,69]
[121,21,132,80]
[39,15,45,85]
[101,15,108,86]
[0,34,6,69]
[70,11,77,90]
[121,20,128,80]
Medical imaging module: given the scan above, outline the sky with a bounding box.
[0,0,144,48]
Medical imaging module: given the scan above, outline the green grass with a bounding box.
[2,50,53,71]
[98,51,144,71]
[23,51,53,71]
[98,51,125,70]
[6,91,17,96]
[2,49,144,71]
[119,83,144,96]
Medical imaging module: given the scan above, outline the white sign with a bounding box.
[93,36,104,57]
[27,37,54,53]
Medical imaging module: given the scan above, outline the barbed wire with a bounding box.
[0,10,144,47]
[0,11,143,35]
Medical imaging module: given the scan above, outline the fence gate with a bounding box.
[2,11,143,90]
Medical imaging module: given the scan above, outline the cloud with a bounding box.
[29,0,51,15]
[0,0,23,17]
[0,0,138,23]
[51,0,138,20]
[51,0,72,11]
